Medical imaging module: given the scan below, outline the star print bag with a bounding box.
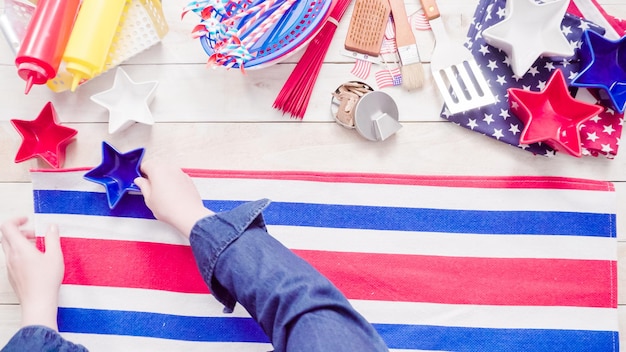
[442,0,624,158]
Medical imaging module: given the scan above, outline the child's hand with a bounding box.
[135,161,214,237]
[1,217,64,330]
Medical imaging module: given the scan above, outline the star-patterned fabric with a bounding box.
[443,0,624,157]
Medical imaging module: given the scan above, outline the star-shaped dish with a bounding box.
[508,69,604,157]
[571,30,626,113]
[90,67,159,134]
[84,141,145,209]
[11,102,78,168]
[482,0,574,77]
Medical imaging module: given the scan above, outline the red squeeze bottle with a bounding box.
[15,0,81,94]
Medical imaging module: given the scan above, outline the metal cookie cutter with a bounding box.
[330,81,374,128]
[354,91,402,141]
[331,82,401,141]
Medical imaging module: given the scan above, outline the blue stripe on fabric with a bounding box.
[374,323,619,352]
[58,308,618,351]
[58,308,269,343]
[35,190,615,237]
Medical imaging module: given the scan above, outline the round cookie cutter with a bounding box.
[354,90,401,141]
[330,81,374,128]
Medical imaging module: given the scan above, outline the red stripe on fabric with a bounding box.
[30,169,615,191]
[61,238,209,294]
[183,170,614,192]
[296,250,617,308]
[31,167,92,173]
[59,238,616,308]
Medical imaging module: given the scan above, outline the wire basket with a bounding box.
[2,0,169,92]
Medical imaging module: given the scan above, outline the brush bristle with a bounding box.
[401,63,425,91]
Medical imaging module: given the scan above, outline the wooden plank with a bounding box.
[0,63,448,123]
[0,121,625,182]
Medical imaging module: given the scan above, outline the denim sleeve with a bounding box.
[1,325,88,352]
[189,199,388,352]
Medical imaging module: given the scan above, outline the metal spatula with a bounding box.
[419,0,495,114]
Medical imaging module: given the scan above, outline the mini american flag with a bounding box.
[375,67,402,89]
[350,59,372,80]
[379,37,396,55]
[348,17,394,80]
[410,9,430,31]
[31,168,619,351]
[443,0,624,157]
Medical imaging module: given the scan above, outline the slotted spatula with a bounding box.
[419,0,495,114]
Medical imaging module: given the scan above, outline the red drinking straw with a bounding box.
[273,0,353,119]
[15,0,81,94]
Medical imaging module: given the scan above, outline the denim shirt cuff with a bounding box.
[189,198,271,311]
[2,325,87,351]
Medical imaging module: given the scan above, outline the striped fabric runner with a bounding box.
[31,169,619,352]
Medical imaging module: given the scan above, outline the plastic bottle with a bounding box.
[14,0,81,94]
[62,0,127,91]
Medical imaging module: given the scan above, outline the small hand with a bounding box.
[135,160,214,237]
[1,217,64,330]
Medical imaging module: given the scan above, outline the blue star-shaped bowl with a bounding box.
[571,30,626,113]
[84,141,145,209]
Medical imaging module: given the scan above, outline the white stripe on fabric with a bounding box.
[572,0,620,40]
[61,332,432,352]
[58,285,618,332]
[35,214,617,260]
[59,285,249,317]
[59,333,272,352]
[36,214,188,246]
[269,225,618,261]
[352,300,619,332]
[193,178,615,213]
[32,171,615,214]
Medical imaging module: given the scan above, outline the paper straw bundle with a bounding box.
[183,0,299,71]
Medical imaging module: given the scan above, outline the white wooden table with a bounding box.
[0,0,625,349]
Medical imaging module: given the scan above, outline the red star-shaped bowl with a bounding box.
[83,141,145,209]
[508,69,604,157]
[11,102,78,168]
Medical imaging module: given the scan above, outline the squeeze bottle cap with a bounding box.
[66,61,95,92]
[17,62,49,94]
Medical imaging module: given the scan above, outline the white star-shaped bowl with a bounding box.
[482,0,574,77]
[91,67,159,134]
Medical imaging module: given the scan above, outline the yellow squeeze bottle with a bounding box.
[63,0,127,91]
